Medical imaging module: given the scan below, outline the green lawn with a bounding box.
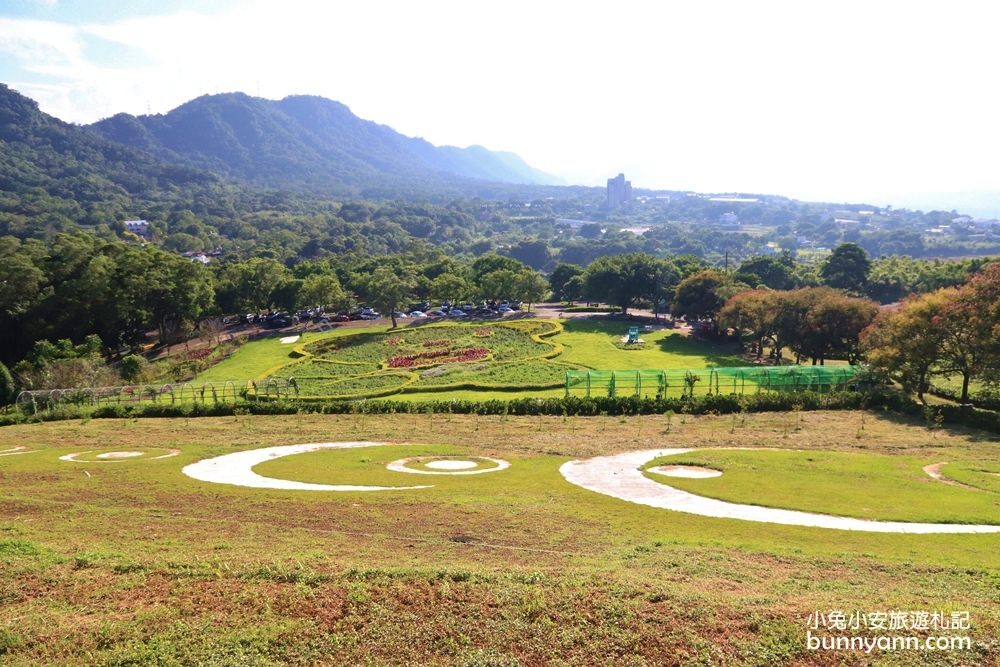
[555,319,744,369]
[185,319,860,404]
[193,325,386,382]
[646,449,1000,525]
[0,411,998,665]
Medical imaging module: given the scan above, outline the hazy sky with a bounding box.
[2,0,999,206]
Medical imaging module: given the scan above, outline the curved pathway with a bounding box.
[560,448,1000,534]
[183,441,432,492]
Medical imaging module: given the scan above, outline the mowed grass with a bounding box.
[192,319,745,394]
[194,324,385,382]
[0,410,998,665]
[646,449,1000,524]
[940,461,1000,493]
[556,319,744,370]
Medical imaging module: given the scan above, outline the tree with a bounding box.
[935,286,993,403]
[364,266,414,329]
[216,258,294,313]
[821,243,871,293]
[118,354,149,384]
[953,261,1000,387]
[563,275,585,304]
[507,240,550,270]
[429,273,474,304]
[861,291,948,402]
[549,263,584,302]
[0,360,15,405]
[477,269,520,302]
[582,253,662,315]
[471,253,529,283]
[298,273,348,311]
[718,290,780,359]
[672,270,748,331]
[737,253,795,290]
[796,291,878,364]
[145,253,215,345]
[515,270,549,312]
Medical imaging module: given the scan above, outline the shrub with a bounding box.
[0,361,14,405]
[118,354,148,384]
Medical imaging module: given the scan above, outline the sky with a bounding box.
[2,0,999,209]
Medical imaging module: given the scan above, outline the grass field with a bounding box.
[1,410,998,665]
[187,318,746,403]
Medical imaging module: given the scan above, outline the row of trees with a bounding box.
[719,288,878,365]
[0,232,553,366]
[861,262,1000,402]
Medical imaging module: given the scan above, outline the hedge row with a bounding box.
[3,389,999,434]
[928,386,1000,411]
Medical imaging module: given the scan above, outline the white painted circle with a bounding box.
[649,465,722,479]
[425,459,478,470]
[560,448,1000,534]
[60,448,180,463]
[183,442,432,491]
[387,456,510,475]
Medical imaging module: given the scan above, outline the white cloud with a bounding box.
[2,0,1000,202]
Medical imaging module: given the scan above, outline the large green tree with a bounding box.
[364,265,415,329]
[821,243,871,293]
[582,253,662,315]
[548,263,584,302]
[672,270,748,330]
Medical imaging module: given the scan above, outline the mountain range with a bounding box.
[0,82,560,213]
[87,92,559,193]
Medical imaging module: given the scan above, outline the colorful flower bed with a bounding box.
[389,347,488,368]
[290,321,564,398]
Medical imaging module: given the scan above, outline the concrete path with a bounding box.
[183,442,431,492]
[560,448,1000,534]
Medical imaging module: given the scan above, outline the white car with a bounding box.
[409,310,427,318]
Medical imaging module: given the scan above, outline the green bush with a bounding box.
[6,388,1000,435]
[0,361,14,405]
[118,354,148,383]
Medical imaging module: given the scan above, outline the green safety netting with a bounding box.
[565,366,862,398]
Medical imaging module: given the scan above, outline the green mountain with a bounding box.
[89,92,560,194]
[0,83,219,230]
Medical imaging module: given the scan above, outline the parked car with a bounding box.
[409,310,427,318]
[427,309,447,317]
[264,312,292,328]
[497,305,513,313]
[509,301,522,311]
[332,313,350,322]
[474,307,497,317]
[447,308,467,318]
[392,311,409,319]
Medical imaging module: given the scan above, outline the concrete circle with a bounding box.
[425,459,479,470]
[560,448,1000,534]
[60,448,180,463]
[183,442,432,491]
[649,465,722,479]
[387,456,510,476]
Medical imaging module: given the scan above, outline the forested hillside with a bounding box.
[0,83,221,235]
[89,93,558,194]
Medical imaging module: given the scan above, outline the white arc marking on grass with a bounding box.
[648,465,722,479]
[0,446,29,457]
[183,442,432,491]
[60,449,180,463]
[560,449,1000,534]
[386,456,510,475]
